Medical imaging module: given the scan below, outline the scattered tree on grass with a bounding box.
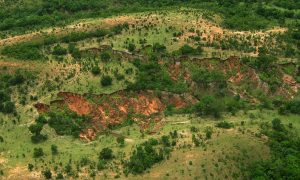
[91,66,101,75]
[33,148,44,158]
[216,121,234,129]
[101,75,112,87]
[99,148,114,160]
[101,52,111,62]
[43,169,52,179]
[117,137,125,147]
[51,144,58,155]
[52,44,67,56]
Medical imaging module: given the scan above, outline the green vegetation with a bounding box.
[124,136,174,175]
[0,0,299,179]
[47,111,90,137]
[250,118,300,179]
[101,75,113,87]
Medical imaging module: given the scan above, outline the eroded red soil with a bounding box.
[39,90,197,141]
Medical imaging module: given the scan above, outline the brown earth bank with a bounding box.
[35,90,198,141]
[171,56,299,99]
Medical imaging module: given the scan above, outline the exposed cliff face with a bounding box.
[171,56,299,100]
[36,90,198,141]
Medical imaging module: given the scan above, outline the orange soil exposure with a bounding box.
[49,90,198,141]
[57,92,92,116]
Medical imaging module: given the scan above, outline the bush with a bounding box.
[117,137,125,147]
[128,43,136,52]
[28,164,34,171]
[101,75,112,87]
[194,96,224,118]
[216,121,234,129]
[52,44,67,55]
[124,138,168,175]
[272,118,285,132]
[51,144,58,155]
[205,127,213,139]
[101,52,111,62]
[99,148,114,160]
[91,66,101,75]
[179,44,202,55]
[43,169,52,179]
[153,43,166,52]
[33,148,44,158]
[47,111,88,137]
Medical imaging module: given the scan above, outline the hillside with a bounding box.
[0,1,300,179]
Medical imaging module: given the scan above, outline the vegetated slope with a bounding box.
[0,5,300,180]
[0,0,299,36]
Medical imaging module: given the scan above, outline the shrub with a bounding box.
[99,148,114,160]
[51,144,58,155]
[91,66,101,75]
[101,75,112,87]
[272,118,285,132]
[124,138,167,175]
[43,169,52,179]
[117,137,125,147]
[28,164,34,171]
[128,43,136,52]
[153,43,166,52]
[190,126,199,133]
[216,121,234,129]
[205,127,213,139]
[179,44,203,55]
[101,52,111,62]
[33,148,44,158]
[47,111,88,137]
[194,96,224,118]
[52,44,67,55]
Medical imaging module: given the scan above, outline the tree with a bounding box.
[194,96,224,118]
[43,169,52,179]
[101,75,112,87]
[29,123,43,135]
[128,43,136,52]
[153,43,166,53]
[179,44,203,55]
[216,121,233,129]
[28,164,34,171]
[91,66,101,75]
[52,44,67,55]
[51,144,58,155]
[99,148,114,160]
[116,137,125,147]
[2,101,15,114]
[101,52,111,62]
[205,127,213,139]
[56,173,64,179]
[161,135,170,147]
[272,118,285,132]
[36,115,47,124]
[33,148,44,158]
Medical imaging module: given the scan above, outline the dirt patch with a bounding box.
[102,15,137,26]
[0,61,22,67]
[58,92,93,116]
[7,166,41,180]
